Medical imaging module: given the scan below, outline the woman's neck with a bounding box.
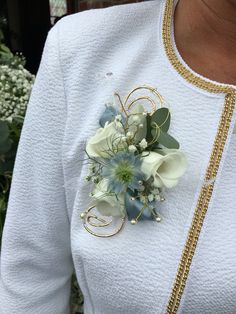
[174,0,236,85]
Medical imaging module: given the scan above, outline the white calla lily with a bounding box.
[91,179,125,217]
[86,121,126,158]
[141,149,187,188]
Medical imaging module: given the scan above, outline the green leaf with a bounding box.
[0,158,15,175]
[145,114,153,142]
[0,121,10,144]
[4,141,17,159]
[151,129,179,149]
[12,115,24,125]
[151,107,171,132]
[0,44,12,54]
[0,138,13,154]
[0,197,6,211]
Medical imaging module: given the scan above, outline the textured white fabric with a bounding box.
[0,0,235,313]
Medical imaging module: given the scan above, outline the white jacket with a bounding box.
[1,0,236,313]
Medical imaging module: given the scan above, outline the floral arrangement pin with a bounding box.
[80,85,187,237]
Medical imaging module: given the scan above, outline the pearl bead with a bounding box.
[160,196,165,202]
[131,219,137,225]
[80,212,86,219]
[155,216,161,222]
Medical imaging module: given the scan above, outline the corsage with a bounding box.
[80,85,187,237]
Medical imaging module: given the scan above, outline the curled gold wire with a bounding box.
[81,206,126,237]
[124,85,165,108]
[87,214,112,227]
[127,96,156,114]
[114,92,129,117]
[114,84,166,116]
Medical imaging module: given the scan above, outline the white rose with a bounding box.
[91,179,125,217]
[141,149,187,188]
[86,121,126,158]
[127,104,147,142]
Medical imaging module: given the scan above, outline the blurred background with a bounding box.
[0,0,142,74]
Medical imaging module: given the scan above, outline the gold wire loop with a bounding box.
[114,84,166,116]
[81,206,126,237]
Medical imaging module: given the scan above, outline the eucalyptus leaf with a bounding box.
[151,129,179,149]
[151,108,171,132]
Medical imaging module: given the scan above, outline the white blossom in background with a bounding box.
[0,63,35,121]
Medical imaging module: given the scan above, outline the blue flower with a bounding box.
[99,105,125,127]
[99,106,118,127]
[102,151,145,194]
[125,189,155,221]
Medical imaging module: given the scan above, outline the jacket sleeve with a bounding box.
[0,23,74,314]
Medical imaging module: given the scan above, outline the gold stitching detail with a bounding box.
[162,0,236,313]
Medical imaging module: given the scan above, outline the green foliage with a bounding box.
[0,118,22,244]
[151,107,170,132]
[0,63,34,120]
[0,18,14,65]
[71,272,84,314]
[146,107,180,149]
[152,128,180,149]
[0,17,25,67]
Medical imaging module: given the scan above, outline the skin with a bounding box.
[174,0,236,85]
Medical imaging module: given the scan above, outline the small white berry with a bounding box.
[80,212,86,219]
[128,145,137,153]
[139,138,148,149]
[148,194,154,202]
[115,114,122,121]
[160,196,165,202]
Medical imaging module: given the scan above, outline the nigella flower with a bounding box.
[102,151,145,194]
